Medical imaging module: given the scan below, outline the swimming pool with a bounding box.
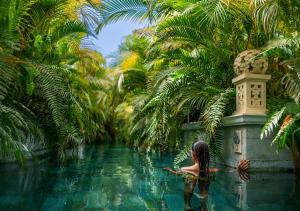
[0,144,299,210]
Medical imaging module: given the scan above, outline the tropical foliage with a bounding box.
[261,68,300,175]
[1,0,300,172]
[0,0,106,162]
[97,0,300,166]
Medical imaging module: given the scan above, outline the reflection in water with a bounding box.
[0,144,299,210]
[183,176,210,211]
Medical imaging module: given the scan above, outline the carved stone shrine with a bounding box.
[232,50,271,115]
[182,49,293,171]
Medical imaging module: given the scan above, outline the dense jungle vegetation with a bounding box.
[1,0,300,172]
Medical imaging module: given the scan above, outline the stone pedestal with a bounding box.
[181,49,293,171]
[222,49,293,170]
[221,115,293,171]
[181,118,293,171]
[233,73,271,115]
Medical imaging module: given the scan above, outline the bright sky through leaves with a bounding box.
[92,20,147,57]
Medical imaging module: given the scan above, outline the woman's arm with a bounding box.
[164,165,198,176]
[163,167,182,175]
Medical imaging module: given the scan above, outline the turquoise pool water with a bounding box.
[0,144,299,211]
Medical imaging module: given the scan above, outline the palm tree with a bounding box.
[96,0,300,163]
[96,0,176,32]
[0,0,105,162]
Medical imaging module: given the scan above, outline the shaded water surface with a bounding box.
[0,144,299,210]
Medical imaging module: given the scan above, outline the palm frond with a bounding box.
[271,113,299,148]
[250,0,279,35]
[260,106,287,140]
[261,36,300,57]
[0,54,20,100]
[0,102,43,163]
[198,0,228,27]
[156,12,207,46]
[31,63,83,147]
[282,71,300,104]
[174,142,192,167]
[96,0,150,32]
[209,130,224,162]
[48,21,89,44]
[202,88,235,135]
[177,86,221,113]
[78,2,101,34]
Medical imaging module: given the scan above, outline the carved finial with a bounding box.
[234,50,268,75]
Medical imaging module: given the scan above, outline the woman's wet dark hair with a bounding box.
[192,140,210,178]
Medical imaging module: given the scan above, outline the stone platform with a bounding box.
[181,114,293,171]
[222,114,293,171]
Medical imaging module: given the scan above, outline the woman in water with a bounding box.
[164,140,249,210]
[164,140,249,176]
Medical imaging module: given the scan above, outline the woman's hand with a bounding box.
[163,167,179,175]
[237,159,249,172]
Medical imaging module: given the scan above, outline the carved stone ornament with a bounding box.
[234,50,268,75]
[233,130,242,154]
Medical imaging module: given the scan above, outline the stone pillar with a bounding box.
[221,50,293,171]
[233,73,271,115]
[232,49,270,116]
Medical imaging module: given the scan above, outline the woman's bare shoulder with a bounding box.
[180,166,192,170]
[180,166,199,176]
